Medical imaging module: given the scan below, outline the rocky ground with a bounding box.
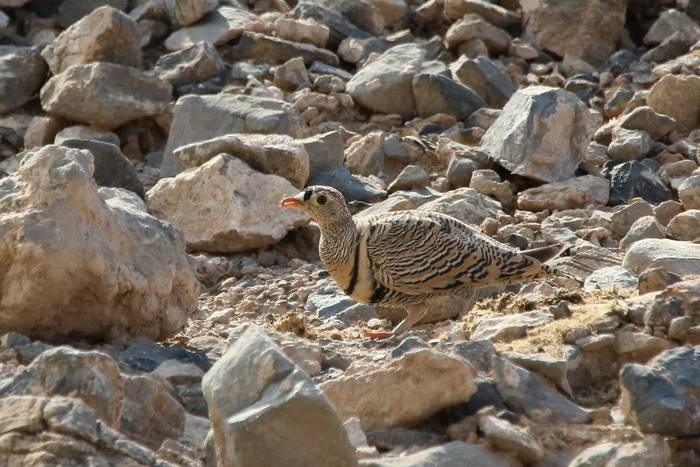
[1,0,700,466]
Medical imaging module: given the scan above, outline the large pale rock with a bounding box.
[668,210,700,241]
[517,176,609,211]
[321,349,477,430]
[202,326,356,467]
[316,0,385,35]
[160,94,306,177]
[482,86,596,183]
[570,437,671,467]
[0,46,48,114]
[0,146,198,341]
[147,155,307,253]
[647,74,700,130]
[679,174,700,210]
[623,239,700,277]
[346,43,426,119]
[40,62,172,130]
[607,128,653,162]
[360,442,506,467]
[417,187,501,225]
[173,134,310,189]
[41,6,140,75]
[522,0,626,66]
[620,345,700,436]
[0,347,124,427]
[164,6,265,51]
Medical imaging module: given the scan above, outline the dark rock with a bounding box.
[316,0,385,35]
[57,0,128,28]
[308,166,385,202]
[0,46,47,114]
[412,73,486,120]
[608,161,672,206]
[450,56,516,108]
[61,139,145,198]
[641,31,690,64]
[390,336,430,358]
[449,340,495,373]
[292,1,371,49]
[366,427,447,451]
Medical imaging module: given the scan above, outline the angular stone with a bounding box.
[147,155,307,253]
[0,146,198,341]
[570,436,671,467]
[308,166,385,202]
[274,17,330,49]
[608,161,672,206]
[291,1,371,49]
[412,73,486,119]
[0,46,47,114]
[0,396,45,435]
[172,133,310,189]
[608,128,653,163]
[445,0,520,27]
[359,441,507,467]
[450,55,516,108]
[345,131,384,177]
[619,106,677,140]
[55,125,120,146]
[623,238,700,276]
[164,6,265,51]
[40,62,172,130]
[619,216,666,249]
[647,74,700,130]
[518,176,609,212]
[644,8,700,45]
[368,0,407,25]
[471,310,554,343]
[445,14,511,54]
[522,0,626,66]
[322,349,476,430]
[164,0,218,27]
[668,210,700,241]
[388,165,430,193]
[23,116,66,150]
[160,94,305,177]
[316,0,385,35]
[274,57,311,91]
[482,86,596,183]
[203,326,356,467]
[57,0,128,28]
[479,414,544,463]
[680,174,700,210]
[417,187,501,225]
[620,345,700,436]
[615,331,673,363]
[153,41,225,87]
[584,266,638,292]
[41,6,140,75]
[227,31,339,66]
[300,131,345,176]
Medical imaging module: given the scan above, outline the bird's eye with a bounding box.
[316,194,327,205]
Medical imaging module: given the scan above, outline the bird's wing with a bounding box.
[361,211,540,295]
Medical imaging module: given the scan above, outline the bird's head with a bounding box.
[280,185,351,226]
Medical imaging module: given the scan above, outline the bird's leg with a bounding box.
[363,305,428,339]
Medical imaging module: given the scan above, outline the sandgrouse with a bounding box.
[281,186,565,339]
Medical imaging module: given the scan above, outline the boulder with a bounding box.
[147,155,307,253]
[202,326,356,467]
[228,31,339,66]
[160,94,306,177]
[368,0,407,26]
[172,133,310,189]
[623,238,700,277]
[359,441,506,467]
[412,73,486,120]
[153,41,225,87]
[41,6,140,75]
[481,86,596,183]
[40,62,172,130]
[517,176,609,211]
[346,43,426,119]
[0,146,198,341]
[569,437,671,467]
[300,131,345,176]
[164,6,265,51]
[0,46,48,114]
[308,166,386,202]
[321,349,477,430]
[522,0,626,66]
[55,125,120,146]
[668,210,700,241]
[450,55,516,108]
[620,345,700,436]
[679,174,700,210]
[619,216,666,249]
[416,188,501,225]
[647,74,700,130]
[608,161,672,206]
[388,165,430,193]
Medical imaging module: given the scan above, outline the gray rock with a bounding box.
[345,131,384,176]
[624,238,700,276]
[608,161,672,206]
[620,345,700,436]
[482,86,596,183]
[679,174,700,210]
[517,175,609,212]
[446,0,520,27]
[479,414,544,463]
[388,165,430,193]
[57,0,128,28]
[668,210,700,241]
[618,106,677,139]
[417,187,501,226]
[450,56,516,108]
[60,139,145,198]
[446,156,477,187]
[55,125,120,146]
[274,57,311,91]
[647,74,700,130]
[493,356,590,423]
[346,43,426,119]
[644,8,700,45]
[164,6,265,51]
[412,72,486,120]
[202,326,356,467]
[0,46,47,114]
[300,131,345,176]
[306,288,377,325]
[608,128,653,162]
[308,166,385,202]
[449,340,495,373]
[570,436,671,467]
[153,41,225,87]
[615,331,673,363]
[316,0,385,35]
[291,1,371,49]
[445,14,511,54]
[227,31,339,66]
[360,441,506,467]
[583,266,638,291]
[40,62,172,130]
[160,94,305,177]
[619,216,667,249]
[164,0,218,27]
[471,310,554,343]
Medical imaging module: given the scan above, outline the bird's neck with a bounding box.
[318,215,357,268]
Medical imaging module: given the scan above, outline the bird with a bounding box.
[281,185,566,339]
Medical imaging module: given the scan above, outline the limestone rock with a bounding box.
[445,0,520,27]
[517,176,609,211]
[40,62,172,130]
[623,238,700,277]
[345,131,385,177]
[202,326,356,467]
[321,349,477,430]
[584,266,638,291]
[0,146,198,341]
[668,210,700,241]
[0,46,48,114]
[147,155,308,253]
[160,94,306,177]
[388,165,430,193]
[647,74,700,130]
[644,8,700,45]
[41,6,140,75]
[618,106,677,140]
[615,331,673,363]
[482,86,596,183]
[173,133,310,189]
[274,57,311,91]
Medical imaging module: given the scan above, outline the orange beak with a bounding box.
[280,196,304,208]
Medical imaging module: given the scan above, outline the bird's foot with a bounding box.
[361,328,395,340]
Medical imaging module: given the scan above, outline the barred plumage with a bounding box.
[281,186,565,338]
